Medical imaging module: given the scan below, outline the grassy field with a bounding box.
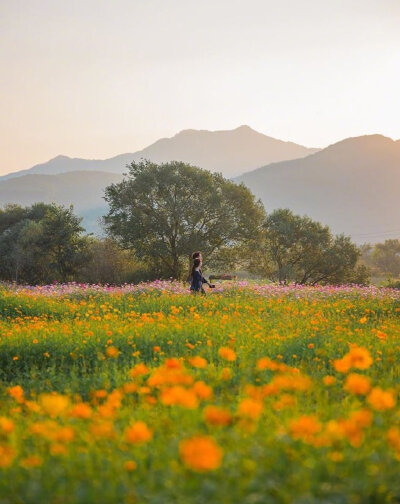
[0,281,400,503]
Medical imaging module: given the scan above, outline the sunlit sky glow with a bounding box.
[1,0,400,174]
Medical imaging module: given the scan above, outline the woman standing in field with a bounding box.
[189,251,215,293]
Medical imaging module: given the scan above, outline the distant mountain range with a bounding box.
[0,125,318,181]
[1,127,399,243]
[237,134,400,243]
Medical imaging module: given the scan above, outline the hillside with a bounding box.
[0,171,123,233]
[237,135,400,243]
[0,126,318,180]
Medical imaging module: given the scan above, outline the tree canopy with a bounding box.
[0,203,89,284]
[246,208,369,285]
[104,160,265,279]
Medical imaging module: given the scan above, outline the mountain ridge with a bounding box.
[0,126,319,180]
[236,134,400,243]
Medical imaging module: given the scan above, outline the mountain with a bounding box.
[0,171,123,233]
[0,126,319,181]
[236,135,400,243]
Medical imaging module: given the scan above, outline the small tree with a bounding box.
[104,160,265,279]
[40,204,90,282]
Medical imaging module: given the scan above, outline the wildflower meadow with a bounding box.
[1,280,400,503]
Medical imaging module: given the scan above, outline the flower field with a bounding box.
[1,281,400,503]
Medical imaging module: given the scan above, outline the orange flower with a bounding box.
[192,381,212,400]
[218,347,236,362]
[344,374,371,395]
[203,406,232,426]
[289,415,321,442]
[90,421,115,439]
[188,356,207,369]
[20,455,43,468]
[0,445,14,468]
[160,386,199,409]
[387,427,400,452]
[125,421,153,444]
[50,443,68,456]
[237,398,263,420]
[256,357,280,371]
[147,362,193,388]
[348,346,373,370]
[367,387,396,411]
[220,367,232,381]
[334,346,373,373]
[129,363,149,378]
[106,346,120,358]
[0,417,15,435]
[124,460,137,471]
[323,375,336,386]
[69,403,92,419]
[179,436,223,472]
[8,385,24,403]
[122,383,138,394]
[273,394,296,411]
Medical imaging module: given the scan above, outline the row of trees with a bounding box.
[360,240,400,279]
[0,160,369,285]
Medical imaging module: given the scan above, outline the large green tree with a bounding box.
[104,160,265,279]
[247,208,369,285]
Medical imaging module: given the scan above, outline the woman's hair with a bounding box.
[191,257,201,277]
[192,251,201,260]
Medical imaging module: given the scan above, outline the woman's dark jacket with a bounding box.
[190,269,208,292]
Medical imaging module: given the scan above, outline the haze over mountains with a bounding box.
[0,127,399,243]
[237,134,400,243]
[0,125,318,181]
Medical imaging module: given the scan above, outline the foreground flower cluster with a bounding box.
[0,282,400,503]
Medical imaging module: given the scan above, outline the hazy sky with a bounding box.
[1,0,400,175]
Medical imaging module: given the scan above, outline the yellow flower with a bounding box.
[125,421,153,444]
[179,436,223,472]
[40,393,70,417]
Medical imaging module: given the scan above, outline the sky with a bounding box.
[1,0,400,175]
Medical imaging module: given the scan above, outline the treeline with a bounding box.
[0,160,370,286]
[360,241,400,285]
